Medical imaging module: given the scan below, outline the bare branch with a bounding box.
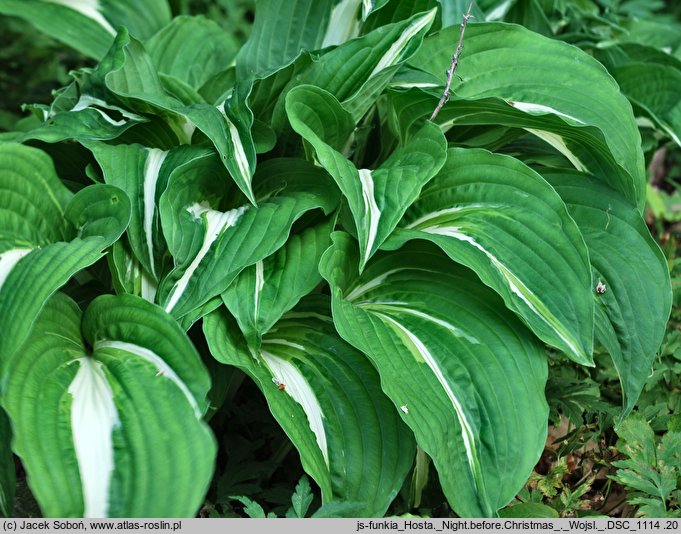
[429,1,474,122]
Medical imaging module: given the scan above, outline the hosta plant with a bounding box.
[0,0,672,519]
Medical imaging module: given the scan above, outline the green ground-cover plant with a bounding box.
[610,414,681,517]
[0,0,676,519]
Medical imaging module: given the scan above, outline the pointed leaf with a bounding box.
[273,9,437,127]
[14,67,147,146]
[86,142,216,281]
[222,219,334,349]
[544,170,672,416]
[362,0,443,34]
[594,46,681,145]
[389,90,639,208]
[203,296,415,517]
[157,157,339,319]
[410,22,646,210]
[287,85,446,269]
[320,233,549,517]
[2,292,216,517]
[16,99,147,145]
[610,63,681,147]
[87,30,258,203]
[384,148,594,364]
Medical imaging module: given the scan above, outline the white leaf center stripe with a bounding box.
[360,302,480,345]
[142,148,168,278]
[165,202,248,312]
[253,260,264,322]
[346,266,441,302]
[71,95,143,126]
[45,0,116,35]
[260,350,329,466]
[404,204,505,230]
[369,9,437,79]
[68,357,120,518]
[95,340,202,418]
[0,248,33,290]
[524,128,589,173]
[508,101,585,124]
[372,312,482,489]
[423,226,586,360]
[389,81,439,89]
[347,268,405,301]
[358,168,381,267]
[217,104,251,186]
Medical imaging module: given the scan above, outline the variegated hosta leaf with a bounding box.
[21,30,257,204]
[86,142,217,289]
[2,292,216,517]
[384,147,594,364]
[543,170,672,418]
[319,233,549,518]
[222,219,335,349]
[12,55,148,146]
[86,142,168,285]
[273,8,438,128]
[100,30,259,204]
[320,234,547,517]
[408,22,646,210]
[286,85,446,270]
[0,0,171,59]
[387,91,636,207]
[203,295,415,517]
[156,157,339,321]
[0,144,130,371]
[13,80,148,145]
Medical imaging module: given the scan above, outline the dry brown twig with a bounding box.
[430,1,475,122]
